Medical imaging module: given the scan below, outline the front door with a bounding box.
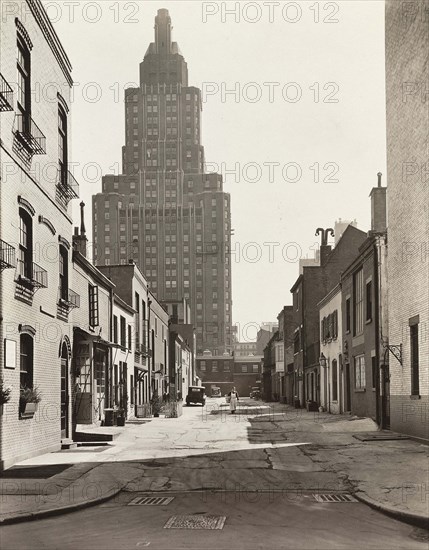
[344,363,351,412]
[60,356,68,438]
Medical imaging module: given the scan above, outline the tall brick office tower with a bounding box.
[93,9,232,355]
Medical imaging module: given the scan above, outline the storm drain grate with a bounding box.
[128,496,174,506]
[313,493,357,503]
[164,515,226,530]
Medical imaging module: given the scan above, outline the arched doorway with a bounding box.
[60,342,69,438]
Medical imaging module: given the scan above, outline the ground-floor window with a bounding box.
[20,334,33,389]
[410,323,419,395]
[354,355,366,389]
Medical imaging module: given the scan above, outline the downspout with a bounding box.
[327,359,331,413]
[148,295,152,402]
[374,236,382,428]
[302,280,306,406]
[108,285,114,409]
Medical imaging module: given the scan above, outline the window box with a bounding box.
[20,401,38,418]
[19,386,41,418]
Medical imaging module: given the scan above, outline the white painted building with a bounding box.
[318,285,343,414]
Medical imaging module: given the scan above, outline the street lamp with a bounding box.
[319,353,327,368]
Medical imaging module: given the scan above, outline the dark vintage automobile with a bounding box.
[250,387,262,399]
[186,386,206,406]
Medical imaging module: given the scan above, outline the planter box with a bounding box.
[104,408,117,426]
[164,401,183,418]
[306,401,319,412]
[136,404,151,418]
[20,402,38,419]
[116,415,125,427]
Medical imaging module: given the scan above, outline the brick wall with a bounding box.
[341,245,378,421]
[0,2,74,469]
[386,1,429,440]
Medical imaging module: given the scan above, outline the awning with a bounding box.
[73,327,116,348]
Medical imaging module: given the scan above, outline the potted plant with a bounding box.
[0,379,12,413]
[20,386,41,418]
[150,393,162,417]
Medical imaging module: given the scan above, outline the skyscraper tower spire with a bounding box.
[154,8,172,54]
[93,10,233,355]
[142,8,187,86]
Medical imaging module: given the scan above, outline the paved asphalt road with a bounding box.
[1,400,427,549]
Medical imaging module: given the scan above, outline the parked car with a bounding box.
[250,387,261,399]
[186,386,206,406]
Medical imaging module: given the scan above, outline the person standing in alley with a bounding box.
[228,387,239,414]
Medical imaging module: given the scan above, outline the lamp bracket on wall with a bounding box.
[385,344,402,366]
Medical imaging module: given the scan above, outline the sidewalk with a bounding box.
[0,403,427,528]
[255,402,429,528]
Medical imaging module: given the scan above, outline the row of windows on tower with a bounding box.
[145,93,195,102]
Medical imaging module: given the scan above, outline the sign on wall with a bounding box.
[4,339,17,369]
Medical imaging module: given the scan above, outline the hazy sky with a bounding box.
[46,0,387,339]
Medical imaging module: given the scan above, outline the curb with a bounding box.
[354,491,429,530]
[0,486,122,526]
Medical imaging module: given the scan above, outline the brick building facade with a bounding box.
[385,1,429,440]
[196,354,234,396]
[290,225,367,408]
[340,191,388,425]
[0,0,78,469]
[233,356,262,397]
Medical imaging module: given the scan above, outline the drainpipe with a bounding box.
[108,285,114,409]
[148,295,152,402]
[374,237,382,428]
[327,358,331,414]
[301,281,306,406]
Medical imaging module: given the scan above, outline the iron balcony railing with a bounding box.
[58,288,80,310]
[139,343,151,357]
[14,114,47,155]
[16,259,48,289]
[0,240,16,270]
[135,343,150,358]
[0,73,14,112]
[135,320,150,357]
[56,167,79,204]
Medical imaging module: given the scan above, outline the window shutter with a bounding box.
[333,310,338,338]
[321,318,325,342]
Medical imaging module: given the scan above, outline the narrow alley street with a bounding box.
[1,400,427,549]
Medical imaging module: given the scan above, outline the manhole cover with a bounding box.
[164,515,226,530]
[129,496,174,506]
[313,494,356,503]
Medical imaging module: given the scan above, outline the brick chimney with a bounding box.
[369,172,387,233]
[320,244,332,266]
[72,201,88,257]
[315,227,334,266]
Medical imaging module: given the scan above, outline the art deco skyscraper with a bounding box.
[93,9,232,355]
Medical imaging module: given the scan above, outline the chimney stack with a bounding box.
[370,172,387,233]
[72,201,88,257]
